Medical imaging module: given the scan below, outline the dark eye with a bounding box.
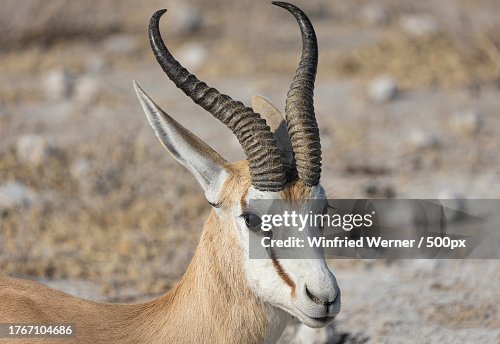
[241,212,262,230]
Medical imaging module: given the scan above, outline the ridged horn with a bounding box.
[272,2,322,186]
[149,9,286,191]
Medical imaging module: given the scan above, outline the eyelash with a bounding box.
[208,201,221,208]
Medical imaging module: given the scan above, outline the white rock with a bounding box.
[169,3,202,35]
[437,190,464,201]
[103,34,139,54]
[70,158,92,180]
[73,76,103,104]
[178,44,207,71]
[400,15,440,37]
[70,158,97,195]
[0,181,38,211]
[86,56,108,75]
[407,130,440,150]
[38,278,106,301]
[368,75,398,102]
[361,4,390,25]
[43,68,73,100]
[412,259,441,274]
[450,110,482,136]
[16,134,56,166]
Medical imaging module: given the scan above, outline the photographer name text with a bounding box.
[261,236,467,250]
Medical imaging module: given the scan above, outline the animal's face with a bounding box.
[215,166,340,327]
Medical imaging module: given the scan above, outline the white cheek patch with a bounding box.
[240,187,302,302]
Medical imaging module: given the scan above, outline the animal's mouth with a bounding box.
[304,314,336,325]
[294,307,337,328]
[309,315,335,322]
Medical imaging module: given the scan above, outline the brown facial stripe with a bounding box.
[270,250,296,298]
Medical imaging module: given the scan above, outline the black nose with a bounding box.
[305,285,337,307]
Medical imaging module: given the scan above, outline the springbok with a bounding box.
[0,2,340,343]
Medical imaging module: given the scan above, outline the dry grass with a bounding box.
[0,124,208,297]
[332,30,500,90]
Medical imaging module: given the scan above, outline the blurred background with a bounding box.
[0,0,499,342]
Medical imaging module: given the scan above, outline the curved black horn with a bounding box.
[149,9,286,191]
[272,2,322,186]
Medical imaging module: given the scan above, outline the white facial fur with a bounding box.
[230,184,341,329]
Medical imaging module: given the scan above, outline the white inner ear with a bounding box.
[252,95,293,164]
[134,81,229,203]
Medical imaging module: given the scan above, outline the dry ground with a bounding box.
[0,0,499,343]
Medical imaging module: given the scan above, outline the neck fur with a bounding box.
[129,210,287,344]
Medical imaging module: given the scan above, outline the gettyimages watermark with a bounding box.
[260,210,375,232]
[248,199,500,259]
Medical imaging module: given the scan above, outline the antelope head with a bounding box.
[134,1,340,330]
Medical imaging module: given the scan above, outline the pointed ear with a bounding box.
[252,95,293,164]
[134,81,229,203]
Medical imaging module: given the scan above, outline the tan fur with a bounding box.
[221,160,252,209]
[0,161,269,344]
[280,178,313,201]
